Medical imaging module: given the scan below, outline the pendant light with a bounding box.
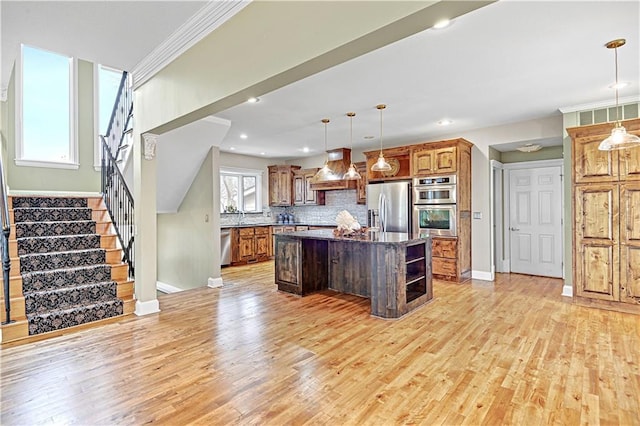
[598,39,640,151]
[371,104,392,172]
[343,112,362,180]
[312,118,334,182]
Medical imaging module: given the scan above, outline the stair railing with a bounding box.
[101,136,135,279]
[104,71,133,160]
[0,152,13,324]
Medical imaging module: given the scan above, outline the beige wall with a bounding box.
[5,59,100,192]
[157,148,217,290]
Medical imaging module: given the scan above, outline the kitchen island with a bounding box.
[274,229,432,319]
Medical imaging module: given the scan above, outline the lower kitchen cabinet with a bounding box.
[231,226,271,265]
[431,236,470,282]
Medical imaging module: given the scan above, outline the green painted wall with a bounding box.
[6,59,100,192]
[157,148,216,290]
[500,145,563,163]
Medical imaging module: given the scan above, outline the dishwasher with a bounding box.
[220,228,232,266]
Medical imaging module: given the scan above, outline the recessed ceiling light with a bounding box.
[363,135,375,140]
[609,82,629,90]
[302,147,310,153]
[260,152,266,155]
[229,147,235,151]
[438,119,453,126]
[433,19,451,29]
[240,133,248,139]
[247,97,260,103]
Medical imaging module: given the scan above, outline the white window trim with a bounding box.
[15,44,79,169]
[220,166,263,213]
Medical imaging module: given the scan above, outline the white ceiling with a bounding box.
[213,0,640,158]
[2,0,639,162]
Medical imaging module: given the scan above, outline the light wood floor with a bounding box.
[1,262,639,425]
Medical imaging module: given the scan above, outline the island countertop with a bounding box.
[280,229,428,244]
[274,230,433,319]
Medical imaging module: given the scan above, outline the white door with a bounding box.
[509,166,563,278]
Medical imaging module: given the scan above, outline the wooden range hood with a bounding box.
[309,148,358,191]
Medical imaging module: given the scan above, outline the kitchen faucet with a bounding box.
[237,210,245,225]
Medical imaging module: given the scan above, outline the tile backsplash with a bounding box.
[220,189,367,226]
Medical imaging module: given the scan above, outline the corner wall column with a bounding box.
[134,132,160,315]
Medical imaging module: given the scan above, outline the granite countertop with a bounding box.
[221,223,335,229]
[276,229,430,244]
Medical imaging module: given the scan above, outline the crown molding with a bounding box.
[131,0,251,90]
[0,87,7,102]
[559,95,640,113]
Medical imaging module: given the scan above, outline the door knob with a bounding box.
[510,227,520,231]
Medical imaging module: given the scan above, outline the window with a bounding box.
[17,44,77,168]
[220,168,262,213]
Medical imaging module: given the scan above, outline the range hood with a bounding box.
[309,148,358,191]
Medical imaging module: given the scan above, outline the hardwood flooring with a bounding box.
[1,262,639,425]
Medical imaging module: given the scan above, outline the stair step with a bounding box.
[27,298,123,336]
[19,248,106,274]
[16,220,96,238]
[17,234,101,255]
[11,196,88,209]
[13,207,93,223]
[24,281,118,314]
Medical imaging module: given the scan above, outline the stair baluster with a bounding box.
[101,136,135,279]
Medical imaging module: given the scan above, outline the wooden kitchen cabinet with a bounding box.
[574,184,619,301]
[568,118,640,314]
[293,168,325,206]
[231,226,272,265]
[268,165,301,206]
[431,237,468,281]
[363,146,411,182]
[355,161,367,204]
[413,146,457,176]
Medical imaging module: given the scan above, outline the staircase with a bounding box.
[1,195,135,343]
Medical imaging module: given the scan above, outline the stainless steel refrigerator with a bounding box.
[366,180,412,233]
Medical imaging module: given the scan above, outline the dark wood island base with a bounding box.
[274,230,433,319]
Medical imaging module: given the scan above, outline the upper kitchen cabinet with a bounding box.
[268,165,301,206]
[363,146,411,182]
[572,119,640,183]
[411,139,473,179]
[413,146,456,176]
[293,168,325,206]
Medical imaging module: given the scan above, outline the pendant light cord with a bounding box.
[379,106,384,155]
[614,45,620,123]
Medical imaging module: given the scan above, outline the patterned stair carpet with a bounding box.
[13,196,123,335]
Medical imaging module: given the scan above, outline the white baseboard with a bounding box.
[8,190,102,197]
[156,281,183,294]
[561,284,573,297]
[135,299,160,316]
[208,277,224,288]
[472,270,494,281]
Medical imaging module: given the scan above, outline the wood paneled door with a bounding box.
[508,166,563,278]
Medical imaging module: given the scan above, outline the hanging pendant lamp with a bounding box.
[371,104,392,172]
[312,118,334,182]
[598,39,640,151]
[343,112,362,180]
